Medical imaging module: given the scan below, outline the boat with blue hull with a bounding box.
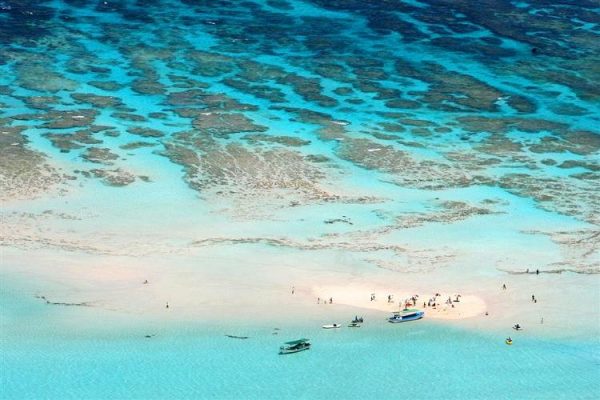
[388,309,425,323]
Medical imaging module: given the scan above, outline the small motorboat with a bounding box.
[347,322,361,328]
[512,324,523,331]
[388,309,424,323]
[322,323,341,329]
[505,337,513,345]
[279,338,311,355]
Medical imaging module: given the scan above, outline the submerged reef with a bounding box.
[0,126,65,201]
[0,0,598,274]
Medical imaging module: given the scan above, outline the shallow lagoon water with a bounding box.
[2,275,599,399]
[1,0,599,398]
[2,314,599,400]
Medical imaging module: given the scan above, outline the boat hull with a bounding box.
[279,345,311,355]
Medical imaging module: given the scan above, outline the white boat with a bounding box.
[322,323,341,329]
[388,309,424,323]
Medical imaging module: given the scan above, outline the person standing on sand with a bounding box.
[317,297,320,304]
[292,286,295,295]
[329,297,333,304]
[502,284,507,290]
[166,302,169,309]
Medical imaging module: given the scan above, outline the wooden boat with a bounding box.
[505,338,513,345]
[347,322,361,328]
[279,338,311,355]
[388,309,424,323]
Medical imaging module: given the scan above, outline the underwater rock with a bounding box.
[236,60,287,82]
[548,103,588,116]
[14,62,78,93]
[119,141,157,150]
[20,95,61,110]
[505,95,537,113]
[378,122,406,133]
[81,147,119,164]
[111,112,147,122]
[372,132,401,141]
[43,128,104,152]
[71,93,123,108]
[127,127,165,138]
[39,109,98,129]
[131,79,166,95]
[88,81,123,91]
[277,73,338,108]
[395,201,499,229]
[201,94,259,112]
[186,50,237,77]
[266,0,293,10]
[557,160,600,172]
[90,168,136,186]
[103,130,120,137]
[333,87,354,96]
[164,89,207,106]
[305,154,330,163]
[222,78,287,103]
[385,99,421,109]
[242,133,310,147]
[167,74,210,89]
[149,112,169,119]
[192,113,267,138]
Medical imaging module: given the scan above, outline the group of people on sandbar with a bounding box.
[317,297,333,304]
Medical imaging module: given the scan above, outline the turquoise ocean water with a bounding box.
[1,0,599,398]
[2,326,598,400]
